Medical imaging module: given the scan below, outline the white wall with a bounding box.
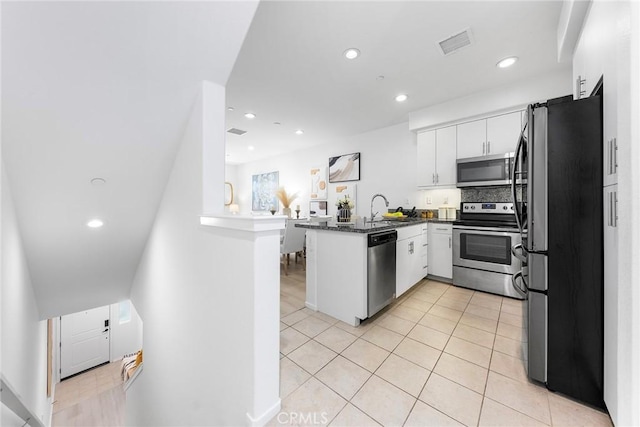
[408,68,572,131]
[126,82,262,426]
[1,166,51,426]
[109,300,143,362]
[235,122,427,218]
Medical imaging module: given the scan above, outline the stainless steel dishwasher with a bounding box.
[367,230,397,317]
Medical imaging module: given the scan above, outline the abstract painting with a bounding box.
[252,171,279,211]
[310,166,328,200]
[329,152,360,183]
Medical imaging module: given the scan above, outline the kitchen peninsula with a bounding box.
[297,218,453,326]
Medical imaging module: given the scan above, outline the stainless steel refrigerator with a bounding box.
[512,95,604,409]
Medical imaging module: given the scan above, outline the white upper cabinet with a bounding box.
[417,130,436,187]
[417,126,456,188]
[572,1,619,187]
[457,112,522,159]
[456,119,486,158]
[436,126,457,186]
[486,112,522,155]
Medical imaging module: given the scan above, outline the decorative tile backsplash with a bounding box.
[461,186,521,203]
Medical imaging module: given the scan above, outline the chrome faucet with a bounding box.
[370,193,390,221]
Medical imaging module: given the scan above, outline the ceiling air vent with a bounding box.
[437,28,473,56]
[227,128,247,136]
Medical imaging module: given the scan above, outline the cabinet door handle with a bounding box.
[611,138,618,174]
[449,237,452,248]
[609,138,613,175]
[487,141,491,154]
[432,173,435,184]
[608,192,612,227]
[409,241,414,254]
[436,173,439,184]
[482,142,486,155]
[613,191,618,227]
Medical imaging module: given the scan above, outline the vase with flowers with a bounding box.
[335,195,354,222]
[275,187,298,218]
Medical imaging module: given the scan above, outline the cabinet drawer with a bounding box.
[396,224,422,240]
[429,223,452,234]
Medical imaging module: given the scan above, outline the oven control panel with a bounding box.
[461,202,514,214]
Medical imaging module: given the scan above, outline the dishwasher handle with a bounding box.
[368,230,398,247]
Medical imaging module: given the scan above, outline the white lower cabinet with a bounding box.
[603,184,618,409]
[427,223,453,280]
[420,224,428,280]
[396,225,423,297]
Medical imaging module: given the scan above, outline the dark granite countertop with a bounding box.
[295,217,455,234]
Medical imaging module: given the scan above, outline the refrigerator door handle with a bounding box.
[511,123,526,233]
[511,243,527,263]
[511,271,527,296]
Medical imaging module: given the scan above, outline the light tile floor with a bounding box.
[275,261,613,427]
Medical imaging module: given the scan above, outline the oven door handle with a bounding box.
[511,243,527,263]
[511,271,527,296]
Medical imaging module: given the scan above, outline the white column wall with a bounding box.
[126,81,280,426]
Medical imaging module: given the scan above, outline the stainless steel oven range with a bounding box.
[452,202,525,299]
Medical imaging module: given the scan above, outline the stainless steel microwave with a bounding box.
[456,152,514,187]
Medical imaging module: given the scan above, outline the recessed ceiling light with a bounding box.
[248,145,255,151]
[497,56,518,68]
[87,219,104,228]
[273,122,281,125]
[90,177,106,186]
[376,75,385,81]
[227,107,235,111]
[395,94,409,102]
[244,112,256,119]
[295,129,304,135]
[343,48,360,60]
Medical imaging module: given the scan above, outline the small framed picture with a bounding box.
[329,152,360,183]
[309,200,328,216]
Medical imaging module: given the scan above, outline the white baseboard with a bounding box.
[246,399,281,427]
[304,302,317,311]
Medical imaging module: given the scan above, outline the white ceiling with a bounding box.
[2,1,257,318]
[225,0,569,164]
[2,0,569,319]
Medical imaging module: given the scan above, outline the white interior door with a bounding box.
[60,305,110,378]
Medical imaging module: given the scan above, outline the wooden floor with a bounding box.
[280,256,307,318]
[52,361,125,427]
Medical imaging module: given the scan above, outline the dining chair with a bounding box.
[280,219,307,275]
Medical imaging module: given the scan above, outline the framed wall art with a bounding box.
[251,171,279,211]
[310,166,328,200]
[309,200,328,216]
[329,152,360,183]
[333,183,357,216]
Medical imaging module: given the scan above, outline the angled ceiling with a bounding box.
[2,1,258,318]
[225,1,569,164]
